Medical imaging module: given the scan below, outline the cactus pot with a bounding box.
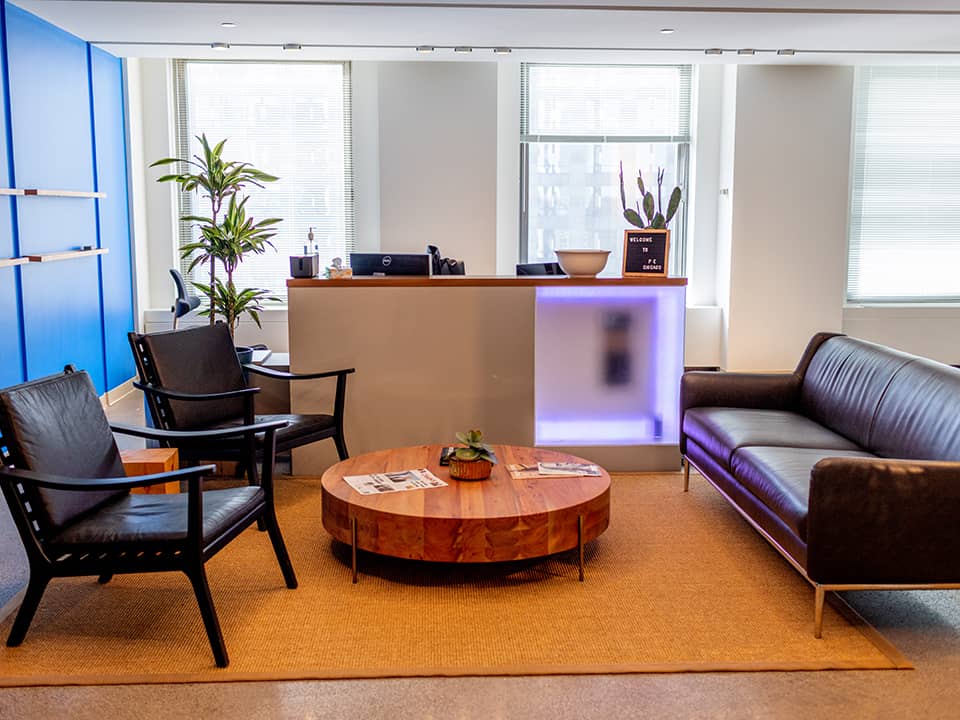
[449,457,493,481]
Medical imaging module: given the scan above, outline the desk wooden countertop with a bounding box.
[287,275,687,288]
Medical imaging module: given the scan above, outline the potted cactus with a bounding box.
[619,162,682,229]
[449,430,498,481]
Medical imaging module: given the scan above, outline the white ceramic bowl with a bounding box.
[555,249,611,278]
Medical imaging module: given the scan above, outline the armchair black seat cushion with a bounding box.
[0,368,297,668]
[681,333,960,636]
[129,324,354,481]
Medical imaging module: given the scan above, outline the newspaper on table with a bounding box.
[507,462,602,479]
[343,468,447,495]
[537,462,602,477]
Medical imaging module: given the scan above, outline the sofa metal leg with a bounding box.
[682,457,690,492]
[814,584,825,638]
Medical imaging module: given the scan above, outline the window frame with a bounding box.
[170,59,355,305]
[518,63,693,277]
[847,65,960,305]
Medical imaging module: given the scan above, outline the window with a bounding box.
[848,67,960,303]
[173,60,354,302]
[520,64,692,276]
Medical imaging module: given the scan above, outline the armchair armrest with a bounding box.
[0,464,215,492]
[680,371,800,414]
[243,365,355,381]
[111,419,287,442]
[807,457,960,584]
[133,381,260,402]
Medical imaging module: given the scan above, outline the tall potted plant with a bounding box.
[151,135,282,342]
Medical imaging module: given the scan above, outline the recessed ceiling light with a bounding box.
[415,45,435,53]
[493,47,512,55]
[282,43,302,51]
[211,42,230,50]
[660,28,675,35]
[704,48,723,55]
[777,49,796,56]
[737,48,756,55]
[454,46,473,53]
[220,22,237,29]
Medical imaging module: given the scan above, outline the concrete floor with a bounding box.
[1,588,959,720]
[1,392,960,718]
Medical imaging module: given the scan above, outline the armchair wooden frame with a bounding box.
[128,328,355,485]
[0,415,297,668]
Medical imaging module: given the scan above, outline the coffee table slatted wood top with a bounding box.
[320,445,611,581]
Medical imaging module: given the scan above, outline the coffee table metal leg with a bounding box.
[351,516,358,584]
[578,515,584,582]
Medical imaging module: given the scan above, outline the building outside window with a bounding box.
[172,60,355,303]
[520,64,692,276]
[848,66,960,303]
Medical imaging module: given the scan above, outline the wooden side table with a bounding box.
[121,448,180,494]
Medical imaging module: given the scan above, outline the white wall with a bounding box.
[714,64,738,369]
[377,62,498,275]
[123,57,149,329]
[351,62,381,254]
[724,66,854,371]
[495,61,521,276]
[137,58,178,313]
[687,65,722,308]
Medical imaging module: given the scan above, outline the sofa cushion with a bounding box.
[800,336,913,449]
[731,446,875,541]
[870,357,960,461]
[683,408,860,468]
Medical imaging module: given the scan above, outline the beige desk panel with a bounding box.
[288,286,535,474]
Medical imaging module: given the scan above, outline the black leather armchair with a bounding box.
[0,368,297,668]
[128,323,355,483]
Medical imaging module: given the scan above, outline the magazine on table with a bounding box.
[343,468,447,495]
[506,462,602,479]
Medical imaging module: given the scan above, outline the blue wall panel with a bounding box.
[90,47,135,390]
[0,3,22,389]
[5,4,105,392]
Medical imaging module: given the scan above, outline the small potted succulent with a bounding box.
[449,429,498,481]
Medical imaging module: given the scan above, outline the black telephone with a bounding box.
[427,245,466,275]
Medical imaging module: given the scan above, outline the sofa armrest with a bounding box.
[807,457,960,585]
[680,371,800,414]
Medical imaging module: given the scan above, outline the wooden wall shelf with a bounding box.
[0,188,106,199]
[0,256,28,268]
[25,248,108,263]
[24,189,106,199]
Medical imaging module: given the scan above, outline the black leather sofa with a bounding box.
[681,332,960,636]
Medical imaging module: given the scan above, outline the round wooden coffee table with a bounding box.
[320,444,611,582]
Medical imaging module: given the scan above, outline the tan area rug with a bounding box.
[0,473,909,686]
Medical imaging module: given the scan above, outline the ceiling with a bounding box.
[12,0,960,64]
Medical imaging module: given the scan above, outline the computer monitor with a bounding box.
[350,253,432,276]
[516,262,565,276]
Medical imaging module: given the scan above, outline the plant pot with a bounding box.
[449,457,493,481]
[235,346,255,365]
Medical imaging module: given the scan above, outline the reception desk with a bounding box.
[287,276,686,473]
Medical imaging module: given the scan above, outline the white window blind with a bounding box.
[520,64,692,277]
[521,64,691,141]
[848,67,960,303]
[173,60,354,302]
